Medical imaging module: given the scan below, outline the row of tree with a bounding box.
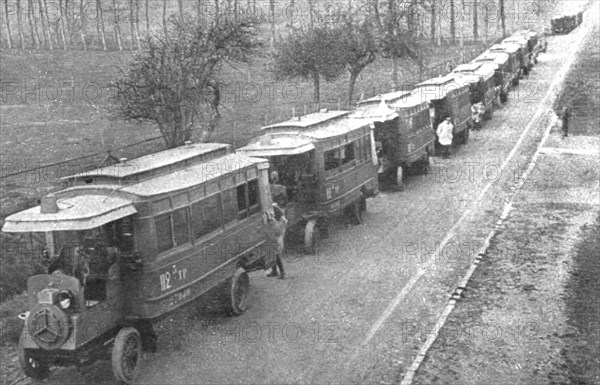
[2,0,549,51]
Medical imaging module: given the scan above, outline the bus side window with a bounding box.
[222,188,239,225]
[342,143,355,165]
[155,214,173,253]
[236,183,248,219]
[191,194,222,239]
[248,179,260,215]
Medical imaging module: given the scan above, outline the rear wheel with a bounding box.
[228,269,250,316]
[112,327,142,385]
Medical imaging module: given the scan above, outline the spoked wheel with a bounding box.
[19,342,49,380]
[228,268,250,316]
[112,327,142,385]
[304,219,319,254]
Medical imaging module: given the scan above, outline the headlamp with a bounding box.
[57,291,73,309]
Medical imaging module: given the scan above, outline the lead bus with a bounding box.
[3,142,278,384]
[237,110,378,253]
[352,91,434,189]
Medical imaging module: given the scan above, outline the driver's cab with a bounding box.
[45,216,135,306]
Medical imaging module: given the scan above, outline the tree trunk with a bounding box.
[473,0,478,40]
[4,0,13,49]
[269,0,275,47]
[307,0,314,28]
[113,0,122,50]
[459,0,464,47]
[145,0,149,34]
[64,0,71,44]
[129,0,137,49]
[135,0,141,47]
[58,0,67,48]
[312,72,320,106]
[430,0,435,44]
[96,0,106,50]
[27,0,40,49]
[16,0,25,48]
[43,0,55,49]
[79,0,86,50]
[500,0,506,36]
[348,71,359,106]
[178,0,183,18]
[450,0,455,44]
[392,56,399,89]
[162,0,168,38]
[484,1,488,43]
[38,0,48,48]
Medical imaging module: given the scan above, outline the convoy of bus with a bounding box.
[1,9,576,383]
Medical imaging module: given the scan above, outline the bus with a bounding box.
[3,142,278,384]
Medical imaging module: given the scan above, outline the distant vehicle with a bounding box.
[452,62,497,120]
[412,75,473,149]
[472,51,512,103]
[501,35,533,75]
[551,10,584,34]
[512,30,542,63]
[4,142,278,384]
[237,110,379,253]
[487,43,523,85]
[353,91,435,188]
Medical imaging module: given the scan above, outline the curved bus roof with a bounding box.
[473,51,510,66]
[488,43,520,55]
[64,142,232,186]
[412,74,470,101]
[452,62,495,81]
[238,135,316,157]
[4,150,267,233]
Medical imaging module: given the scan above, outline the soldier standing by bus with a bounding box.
[263,204,288,279]
[436,117,454,159]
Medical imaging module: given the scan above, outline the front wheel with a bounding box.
[19,344,49,380]
[112,327,142,385]
[228,268,250,316]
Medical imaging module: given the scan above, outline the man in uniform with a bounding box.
[436,117,454,159]
[560,106,573,138]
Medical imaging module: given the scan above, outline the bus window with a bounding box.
[236,183,248,219]
[342,143,355,165]
[324,148,341,171]
[222,188,239,224]
[191,194,222,239]
[172,209,190,246]
[248,179,260,215]
[155,214,173,253]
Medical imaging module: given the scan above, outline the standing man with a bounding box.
[436,117,454,159]
[263,203,288,279]
[560,106,573,138]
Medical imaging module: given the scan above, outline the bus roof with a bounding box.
[453,62,496,80]
[351,99,400,122]
[3,194,137,233]
[260,110,371,140]
[238,135,316,157]
[119,153,267,197]
[473,51,510,65]
[412,75,469,101]
[64,142,231,184]
[488,43,520,54]
[262,110,350,130]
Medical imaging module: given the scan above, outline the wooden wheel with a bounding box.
[112,327,142,385]
[228,268,250,316]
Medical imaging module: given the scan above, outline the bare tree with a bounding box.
[4,0,13,48]
[162,0,167,38]
[129,0,139,49]
[43,0,55,49]
[178,0,183,18]
[500,0,506,36]
[79,0,86,50]
[16,0,25,48]
[113,0,122,50]
[473,0,478,40]
[430,0,436,44]
[113,16,259,146]
[96,0,106,50]
[269,0,275,47]
[145,0,149,33]
[450,0,455,44]
[64,0,72,44]
[37,0,48,48]
[27,0,40,49]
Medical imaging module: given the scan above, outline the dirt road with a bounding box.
[2,3,598,385]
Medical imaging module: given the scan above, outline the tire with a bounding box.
[19,343,49,381]
[461,127,470,144]
[304,219,319,254]
[112,327,142,385]
[228,268,250,316]
[419,154,430,175]
[396,166,404,191]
